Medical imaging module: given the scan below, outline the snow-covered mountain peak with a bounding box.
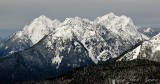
[63,17,81,24]
[51,18,93,40]
[137,27,158,37]
[94,13,142,42]
[144,27,152,33]
[29,15,53,26]
[0,13,148,82]
[53,19,61,24]
[38,15,48,19]
[0,15,61,57]
[119,31,160,62]
[95,13,132,24]
[15,15,61,44]
[61,17,93,31]
[42,13,144,64]
[96,12,116,21]
[63,17,90,25]
[95,13,134,27]
[27,15,55,29]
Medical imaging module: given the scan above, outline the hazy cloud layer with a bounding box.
[0,0,160,29]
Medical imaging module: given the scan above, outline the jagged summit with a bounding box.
[63,17,91,26]
[95,13,134,26]
[95,13,142,45]
[96,12,116,21]
[0,13,147,58]
[0,15,61,57]
[63,17,83,25]
[0,13,148,83]
[17,15,60,44]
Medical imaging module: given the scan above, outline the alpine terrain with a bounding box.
[0,13,147,83]
[138,27,158,37]
[119,33,160,62]
[0,15,60,57]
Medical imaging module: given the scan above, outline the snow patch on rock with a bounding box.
[52,54,63,69]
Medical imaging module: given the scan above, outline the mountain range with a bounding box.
[138,27,159,37]
[0,13,159,84]
[119,33,160,62]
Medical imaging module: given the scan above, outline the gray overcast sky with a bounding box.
[0,0,160,29]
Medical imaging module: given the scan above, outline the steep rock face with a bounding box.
[119,33,160,62]
[95,13,141,41]
[0,13,144,83]
[0,15,60,57]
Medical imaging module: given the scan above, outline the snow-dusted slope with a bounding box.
[40,15,144,64]
[119,33,160,62]
[138,27,158,37]
[0,15,61,57]
[0,13,145,83]
[95,13,140,40]
[17,15,60,44]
